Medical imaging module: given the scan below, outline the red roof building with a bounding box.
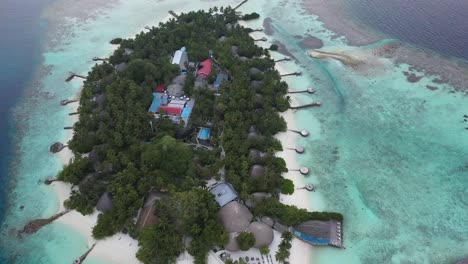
[154,84,166,93]
[158,105,183,115]
[197,59,213,77]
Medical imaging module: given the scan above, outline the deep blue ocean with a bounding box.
[0,1,53,260]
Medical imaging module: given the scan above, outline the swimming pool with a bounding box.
[198,127,211,140]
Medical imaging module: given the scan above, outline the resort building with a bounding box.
[135,191,168,231]
[292,219,343,248]
[246,221,274,248]
[209,182,238,207]
[148,75,195,126]
[171,47,188,72]
[196,59,213,78]
[213,73,229,91]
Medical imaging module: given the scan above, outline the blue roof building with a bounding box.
[213,73,229,90]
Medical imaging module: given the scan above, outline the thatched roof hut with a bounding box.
[247,221,274,248]
[249,165,266,178]
[249,149,266,162]
[245,192,271,208]
[114,62,128,72]
[255,94,264,108]
[248,67,262,76]
[218,201,253,233]
[231,46,239,57]
[250,80,263,90]
[96,192,113,213]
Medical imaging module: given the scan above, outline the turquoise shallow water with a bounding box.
[254,1,468,263]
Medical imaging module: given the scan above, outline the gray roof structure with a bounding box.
[294,220,331,240]
[96,192,113,213]
[248,67,262,76]
[114,62,128,72]
[218,201,253,233]
[255,94,264,108]
[167,84,184,97]
[209,183,239,207]
[247,221,274,248]
[249,165,266,178]
[261,216,275,227]
[249,149,266,163]
[231,46,239,57]
[250,81,263,90]
[124,48,134,55]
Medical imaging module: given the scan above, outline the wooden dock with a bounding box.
[73,243,96,264]
[233,0,249,10]
[281,71,302,77]
[60,99,78,106]
[274,57,291,63]
[19,210,70,235]
[290,102,321,109]
[64,126,73,130]
[92,57,107,62]
[65,73,86,82]
[168,10,179,19]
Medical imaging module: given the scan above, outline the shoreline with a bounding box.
[238,18,315,264]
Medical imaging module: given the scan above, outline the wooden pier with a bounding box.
[19,210,70,235]
[289,129,310,137]
[168,10,179,19]
[65,73,86,82]
[274,57,291,63]
[290,167,310,176]
[290,102,321,110]
[233,0,249,10]
[298,184,316,192]
[287,88,316,94]
[73,243,96,264]
[60,99,78,106]
[92,57,107,62]
[44,178,59,185]
[280,71,302,77]
[69,112,79,116]
[64,126,73,130]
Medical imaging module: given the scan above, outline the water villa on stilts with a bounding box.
[287,88,316,94]
[73,243,96,264]
[65,72,86,82]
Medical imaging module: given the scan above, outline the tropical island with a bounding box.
[48,6,343,264]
